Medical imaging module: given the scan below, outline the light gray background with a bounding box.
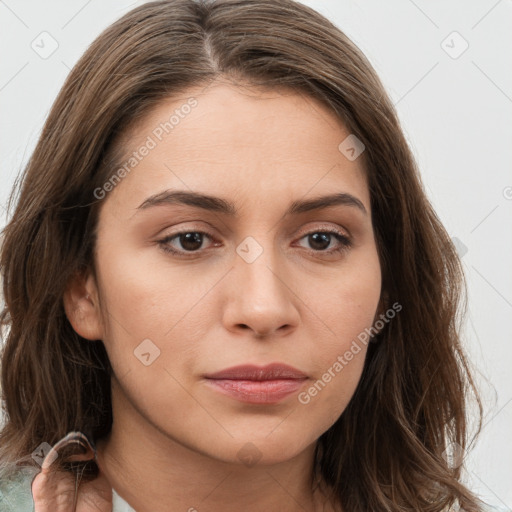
[0,0,511,509]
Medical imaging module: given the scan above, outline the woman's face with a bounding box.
[80,81,382,465]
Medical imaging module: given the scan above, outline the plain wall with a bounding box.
[0,0,511,509]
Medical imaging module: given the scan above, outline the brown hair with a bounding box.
[0,0,485,510]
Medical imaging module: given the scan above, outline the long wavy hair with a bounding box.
[0,0,484,510]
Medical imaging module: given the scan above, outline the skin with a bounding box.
[59,80,383,512]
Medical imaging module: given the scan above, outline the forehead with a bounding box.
[101,81,370,217]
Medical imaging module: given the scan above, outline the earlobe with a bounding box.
[63,269,104,341]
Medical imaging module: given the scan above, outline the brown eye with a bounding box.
[175,232,204,251]
[158,231,217,256]
[297,230,352,255]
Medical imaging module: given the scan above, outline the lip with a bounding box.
[204,363,308,404]
[205,363,307,380]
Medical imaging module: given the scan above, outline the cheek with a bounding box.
[296,319,369,438]
[97,232,209,328]
[294,251,380,426]
[298,352,366,432]
[93,244,197,368]
[94,252,210,426]
[304,248,381,353]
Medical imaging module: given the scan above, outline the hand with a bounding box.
[31,432,113,512]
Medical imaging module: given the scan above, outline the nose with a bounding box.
[222,244,300,339]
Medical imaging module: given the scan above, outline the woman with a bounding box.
[0,0,491,510]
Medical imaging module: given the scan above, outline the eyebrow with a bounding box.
[136,190,368,216]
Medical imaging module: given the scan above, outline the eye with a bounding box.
[157,230,217,257]
[156,227,353,258]
[296,229,352,255]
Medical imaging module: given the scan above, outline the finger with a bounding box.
[41,432,97,472]
[31,470,77,512]
[32,431,112,512]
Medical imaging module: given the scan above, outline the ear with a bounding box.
[63,268,104,341]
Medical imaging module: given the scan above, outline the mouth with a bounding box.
[204,363,308,404]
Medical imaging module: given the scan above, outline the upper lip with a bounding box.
[204,363,307,381]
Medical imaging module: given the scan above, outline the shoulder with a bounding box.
[0,466,37,512]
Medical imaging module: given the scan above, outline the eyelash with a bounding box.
[157,227,352,258]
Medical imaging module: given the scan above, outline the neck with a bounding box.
[94,378,339,512]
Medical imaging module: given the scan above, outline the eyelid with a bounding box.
[155,219,214,236]
[295,222,350,239]
[157,221,349,242]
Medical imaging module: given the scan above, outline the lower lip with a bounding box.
[205,378,307,404]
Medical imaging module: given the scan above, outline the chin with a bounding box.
[201,429,317,467]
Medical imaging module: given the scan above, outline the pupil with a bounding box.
[181,232,203,251]
[309,233,330,250]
